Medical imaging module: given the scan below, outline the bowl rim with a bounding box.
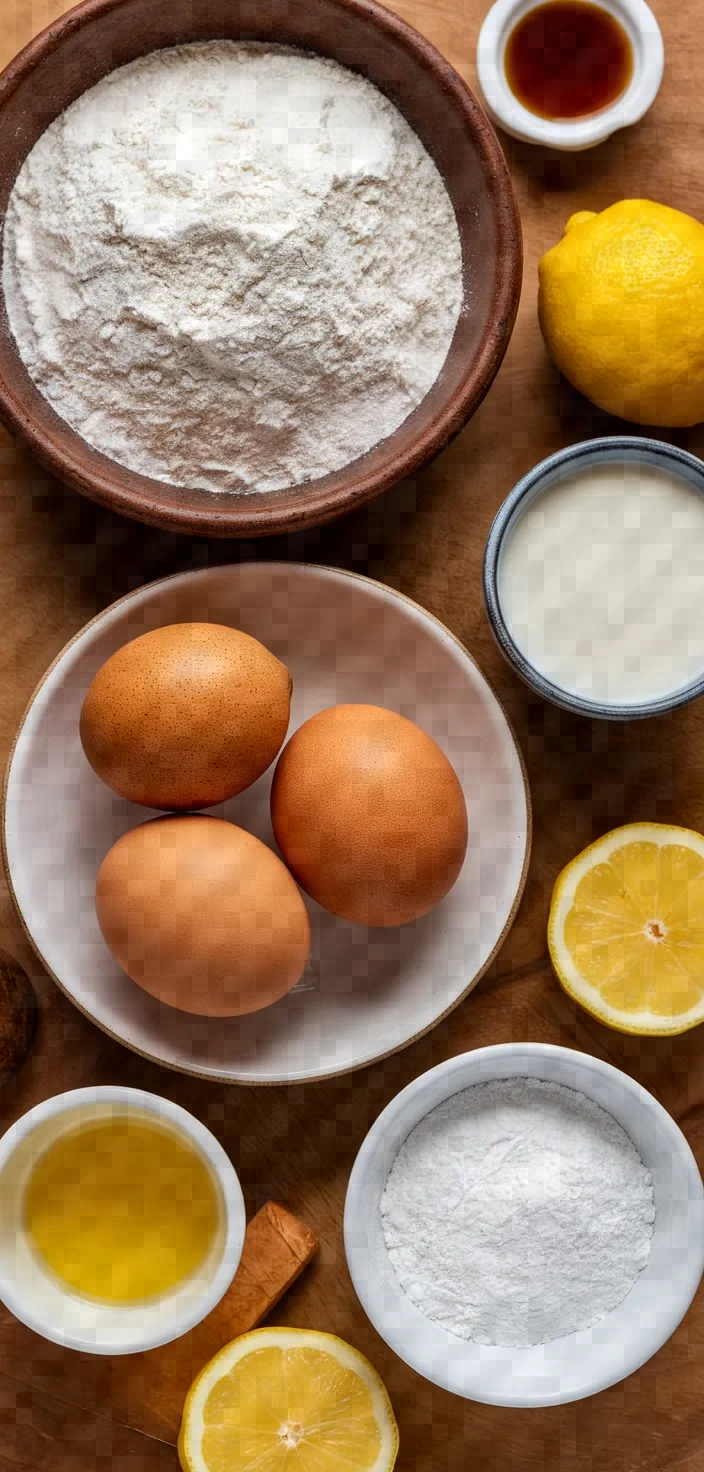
[482,435,704,721]
[343,1040,704,1406]
[0,0,522,539]
[2,560,532,1086]
[476,0,664,151]
[0,1084,246,1355]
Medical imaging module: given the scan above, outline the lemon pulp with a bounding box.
[549,823,704,1034]
[179,1329,399,1472]
[24,1115,220,1302]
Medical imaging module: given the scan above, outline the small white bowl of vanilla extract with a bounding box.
[477,0,664,150]
[0,1087,245,1354]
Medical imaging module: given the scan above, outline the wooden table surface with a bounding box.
[1,1,704,1468]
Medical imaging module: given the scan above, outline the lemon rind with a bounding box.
[178,1326,399,1472]
[548,822,704,1036]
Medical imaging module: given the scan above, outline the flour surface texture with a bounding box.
[380,1077,655,1347]
[3,42,464,494]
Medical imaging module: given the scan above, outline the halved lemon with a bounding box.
[548,823,704,1036]
[178,1327,399,1472]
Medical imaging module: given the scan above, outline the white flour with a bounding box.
[380,1077,655,1347]
[3,42,463,494]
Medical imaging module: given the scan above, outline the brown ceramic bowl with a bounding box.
[0,0,522,539]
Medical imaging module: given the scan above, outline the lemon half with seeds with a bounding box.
[178,1328,399,1472]
[548,823,704,1035]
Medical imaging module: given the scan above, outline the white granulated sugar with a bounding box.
[380,1077,655,1348]
[3,42,463,494]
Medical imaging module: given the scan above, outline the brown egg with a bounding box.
[271,704,468,927]
[95,816,310,1017]
[80,623,292,810]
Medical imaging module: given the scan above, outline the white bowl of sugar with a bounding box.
[483,438,704,720]
[344,1043,704,1406]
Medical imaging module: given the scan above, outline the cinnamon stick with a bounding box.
[91,1201,318,1444]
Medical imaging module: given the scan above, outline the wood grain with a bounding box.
[0,0,703,1469]
[0,951,36,1084]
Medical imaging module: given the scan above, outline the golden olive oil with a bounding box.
[24,1115,220,1302]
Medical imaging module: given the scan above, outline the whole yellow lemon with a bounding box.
[538,199,704,426]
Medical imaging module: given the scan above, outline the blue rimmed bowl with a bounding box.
[483,436,704,721]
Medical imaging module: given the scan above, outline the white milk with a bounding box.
[498,461,704,706]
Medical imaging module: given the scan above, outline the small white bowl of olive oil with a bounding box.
[477,0,664,150]
[0,1086,245,1354]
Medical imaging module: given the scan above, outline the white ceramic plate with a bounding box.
[344,1044,704,1406]
[3,563,530,1084]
